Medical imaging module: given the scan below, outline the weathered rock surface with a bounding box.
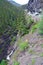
[27,0,43,13]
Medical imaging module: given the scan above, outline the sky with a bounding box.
[13,0,29,5]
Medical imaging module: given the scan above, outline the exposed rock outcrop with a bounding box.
[27,0,43,13]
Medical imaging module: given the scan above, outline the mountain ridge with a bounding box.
[8,0,21,6]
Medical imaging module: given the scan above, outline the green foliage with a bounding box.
[14,61,20,65]
[16,11,29,35]
[10,36,16,45]
[19,41,28,51]
[26,15,33,23]
[40,53,43,57]
[0,0,30,61]
[26,15,34,26]
[31,59,35,65]
[31,23,38,33]
[0,0,18,35]
[40,44,43,48]
[12,36,16,42]
[0,0,29,36]
[29,49,34,54]
[0,60,7,65]
[38,18,43,35]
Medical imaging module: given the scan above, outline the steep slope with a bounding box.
[0,0,19,61]
[0,0,18,35]
[8,0,21,6]
[0,0,29,62]
[0,0,28,36]
[27,0,43,13]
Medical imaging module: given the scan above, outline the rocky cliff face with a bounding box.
[27,0,43,13]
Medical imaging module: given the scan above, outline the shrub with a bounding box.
[26,15,34,29]
[14,61,20,65]
[19,41,28,51]
[12,36,16,42]
[31,59,35,65]
[0,60,7,65]
[10,36,16,45]
[40,44,43,48]
[38,18,43,35]
[31,23,38,33]
[29,49,34,54]
[40,53,43,57]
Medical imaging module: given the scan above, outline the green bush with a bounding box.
[0,60,7,65]
[31,59,35,65]
[40,44,43,48]
[10,36,16,45]
[12,36,16,42]
[19,41,28,51]
[29,49,35,54]
[26,15,34,29]
[38,18,43,35]
[14,61,20,65]
[40,53,43,57]
[31,23,38,33]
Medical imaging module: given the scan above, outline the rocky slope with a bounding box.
[27,0,43,13]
